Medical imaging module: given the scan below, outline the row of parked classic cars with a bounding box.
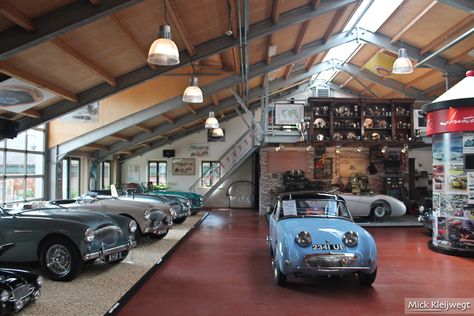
[0,183,202,315]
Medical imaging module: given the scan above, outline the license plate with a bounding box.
[312,244,346,250]
[106,251,125,262]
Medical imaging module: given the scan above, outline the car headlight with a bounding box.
[186,200,191,207]
[37,276,43,287]
[170,205,180,216]
[295,231,312,247]
[144,209,151,220]
[1,290,9,302]
[128,220,138,233]
[84,227,95,243]
[342,231,358,247]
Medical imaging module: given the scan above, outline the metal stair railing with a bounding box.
[189,130,256,199]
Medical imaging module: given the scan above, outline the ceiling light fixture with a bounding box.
[401,143,409,153]
[147,2,180,66]
[183,75,203,103]
[335,145,341,154]
[205,111,219,129]
[392,48,413,74]
[381,146,387,154]
[211,127,224,137]
[357,146,362,152]
[225,0,233,36]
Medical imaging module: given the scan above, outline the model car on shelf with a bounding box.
[54,193,174,239]
[267,191,377,286]
[336,191,406,219]
[0,203,137,281]
[0,243,42,315]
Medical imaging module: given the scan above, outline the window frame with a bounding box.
[100,160,112,189]
[147,160,167,186]
[200,160,221,187]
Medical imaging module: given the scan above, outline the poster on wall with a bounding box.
[463,133,474,153]
[60,102,99,123]
[0,78,56,113]
[172,158,195,175]
[274,102,304,125]
[468,173,474,204]
[190,144,209,157]
[433,164,444,191]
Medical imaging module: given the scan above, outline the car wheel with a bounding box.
[173,217,187,224]
[272,259,287,286]
[155,229,169,239]
[358,268,377,286]
[40,236,83,282]
[371,202,390,220]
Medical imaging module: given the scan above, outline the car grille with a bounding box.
[12,285,34,301]
[304,253,356,268]
[95,225,120,246]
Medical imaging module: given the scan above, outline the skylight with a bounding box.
[315,0,404,86]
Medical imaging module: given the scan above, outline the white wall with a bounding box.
[122,110,260,192]
[409,147,432,173]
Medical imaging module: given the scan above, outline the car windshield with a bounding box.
[279,198,351,220]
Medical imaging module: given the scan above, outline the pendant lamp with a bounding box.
[182,75,203,103]
[205,111,219,129]
[148,24,180,66]
[211,127,224,137]
[392,48,413,74]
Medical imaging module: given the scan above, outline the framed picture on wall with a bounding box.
[190,144,209,157]
[172,158,195,175]
[274,102,304,125]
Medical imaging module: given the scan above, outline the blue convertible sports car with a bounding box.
[267,191,377,286]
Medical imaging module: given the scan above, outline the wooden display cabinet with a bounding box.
[307,98,414,144]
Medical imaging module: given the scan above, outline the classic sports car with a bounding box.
[337,192,406,219]
[267,192,377,286]
[0,204,137,281]
[0,244,42,315]
[56,193,173,239]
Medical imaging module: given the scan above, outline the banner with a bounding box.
[427,107,474,136]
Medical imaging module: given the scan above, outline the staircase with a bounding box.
[189,130,257,201]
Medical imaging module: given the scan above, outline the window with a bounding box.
[0,126,46,205]
[148,161,167,185]
[100,161,111,189]
[201,161,220,187]
[62,157,81,199]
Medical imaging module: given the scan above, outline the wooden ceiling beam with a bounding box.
[161,114,175,124]
[186,104,197,114]
[305,54,318,72]
[448,46,473,65]
[228,0,238,39]
[404,69,437,88]
[211,94,220,107]
[322,8,346,44]
[232,47,240,74]
[111,134,130,142]
[0,1,35,32]
[85,143,109,151]
[110,15,156,70]
[21,109,41,119]
[312,0,321,10]
[391,1,437,43]
[165,0,196,56]
[266,34,275,64]
[136,124,152,133]
[0,61,78,102]
[50,38,117,86]
[294,21,310,54]
[340,75,354,88]
[272,0,282,24]
[420,15,474,55]
[284,64,293,80]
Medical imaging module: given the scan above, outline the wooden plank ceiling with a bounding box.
[0,0,472,159]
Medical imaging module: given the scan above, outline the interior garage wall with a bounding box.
[121,110,259,196]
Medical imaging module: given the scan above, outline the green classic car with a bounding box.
[0,203,137,282]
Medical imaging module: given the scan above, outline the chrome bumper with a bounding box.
[83,238,137,261]
[292,253,373,273]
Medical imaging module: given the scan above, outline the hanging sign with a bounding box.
[426,107,474,136]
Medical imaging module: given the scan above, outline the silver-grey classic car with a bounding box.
[0,203,137,282]
[56,194,174,239]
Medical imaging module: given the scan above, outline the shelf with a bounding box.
[364,128,391,130]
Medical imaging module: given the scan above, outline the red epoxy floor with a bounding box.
[118,210,474,316]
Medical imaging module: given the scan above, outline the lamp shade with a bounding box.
[392,48,413,74]
[205,111,219,129]
[148,25,180,66]
[211,127,224,137]
[182,76,203,103]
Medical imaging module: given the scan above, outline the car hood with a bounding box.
[94,199,156,211]
[16,208,115,225]
[156,191,201,199]
[278,217,372,243]
[0,268,35,291]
